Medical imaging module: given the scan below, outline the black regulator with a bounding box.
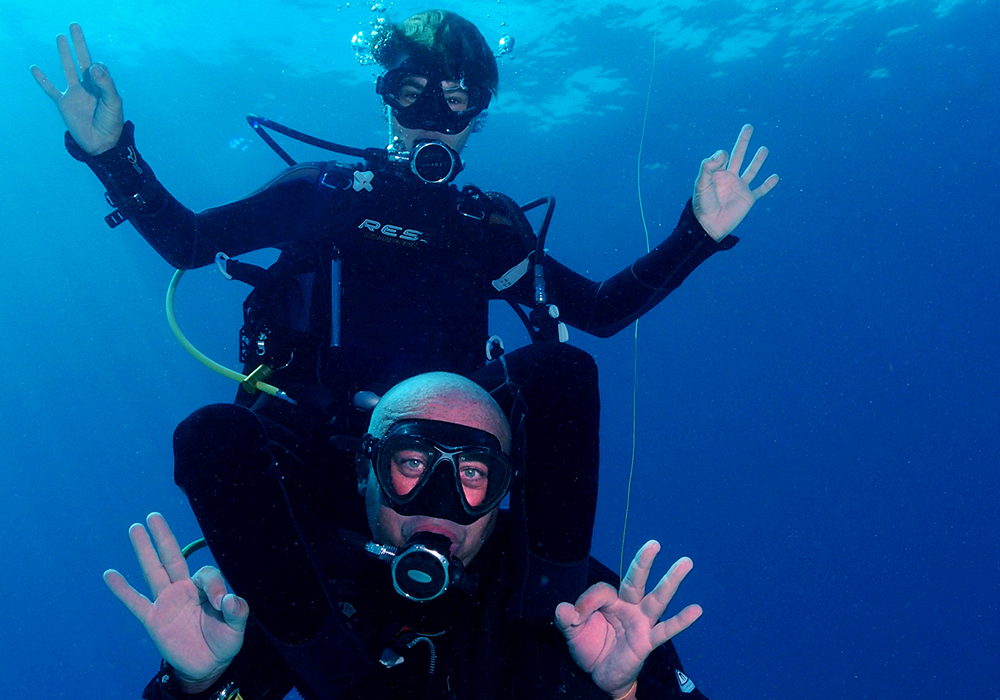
[247,115,463,184]
[347,530,477,602]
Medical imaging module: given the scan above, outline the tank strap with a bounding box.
[484,192,568,344]
[222,257,271,289]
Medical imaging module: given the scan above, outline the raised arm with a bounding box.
[32,24,326,269]
[512,125,779,337]
[31,23,124,156]
[555,541,702,699]
[104,512,248,694]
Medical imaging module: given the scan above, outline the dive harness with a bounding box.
[162,115,566,403]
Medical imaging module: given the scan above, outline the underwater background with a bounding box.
[2,0,997,698]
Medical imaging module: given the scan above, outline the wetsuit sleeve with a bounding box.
[505,201,738,337]
[65,122,326,269]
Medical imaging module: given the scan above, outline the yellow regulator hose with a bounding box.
[166,269,295,404]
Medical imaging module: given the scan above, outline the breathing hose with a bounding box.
[166,269,295,403]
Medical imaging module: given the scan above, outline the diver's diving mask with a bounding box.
[376,61,490,135]
[362,419,513,525]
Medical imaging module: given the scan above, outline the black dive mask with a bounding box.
[362,419,513,525]
[376,60,490,135]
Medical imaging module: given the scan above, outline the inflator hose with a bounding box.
[166,269,293,402]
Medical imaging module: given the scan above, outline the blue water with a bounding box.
[2,1,997,698]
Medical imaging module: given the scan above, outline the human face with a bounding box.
[396,76,472,113]
[388,443,492,509]
[360,387,510,566]
[364,464,498,566]
[365,419,513,524]
[388,76,476,153]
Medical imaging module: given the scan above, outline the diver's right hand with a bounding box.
[104,513,248,693]
[31,23,124,155]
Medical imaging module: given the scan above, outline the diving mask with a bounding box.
[362,419,513,525]
[377,60,490,134]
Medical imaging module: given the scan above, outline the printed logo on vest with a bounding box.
[676,670,696,693]
[353,170,374,192]
[357,219,428,248]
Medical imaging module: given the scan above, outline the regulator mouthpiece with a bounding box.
[387,140,464,184]
[391,532,471,602]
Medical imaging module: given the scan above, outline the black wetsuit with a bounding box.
[69,122,735,389]
[144,396,704,700]
[69,118,735,566]
[69,123,730,698]
[145,397,709,699]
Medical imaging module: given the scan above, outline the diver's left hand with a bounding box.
[692,124,779,241]
[555,541,702,699]
[104,513,248,693]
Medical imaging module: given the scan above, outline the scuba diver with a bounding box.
[32,10,778,697]
[106,372,707,700]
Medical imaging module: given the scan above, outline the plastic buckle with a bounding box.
[457,190,486,220]
[103,191,145,228]
[486,335,505,361]
[104,209,126,228]
[215,252,233,280]
[529,304,569,344]
[240,364,274,395]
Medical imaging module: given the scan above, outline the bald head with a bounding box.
[362,372,511,564]
[369,372,511,453]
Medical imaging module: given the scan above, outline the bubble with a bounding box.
[350,2,394,66]
[352,31,376,65]
[496,35,515,57]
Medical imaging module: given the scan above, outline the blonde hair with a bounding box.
[372,9,499,96]
[400,10,447,50]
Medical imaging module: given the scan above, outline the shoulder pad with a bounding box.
[316,161,361,191]
[244,161,325,197]
[269,162,325,185]
[486,191,538,248]
[251,160,362,195]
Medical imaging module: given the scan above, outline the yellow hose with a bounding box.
[181,537,208,559]
[166,269,293,402]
